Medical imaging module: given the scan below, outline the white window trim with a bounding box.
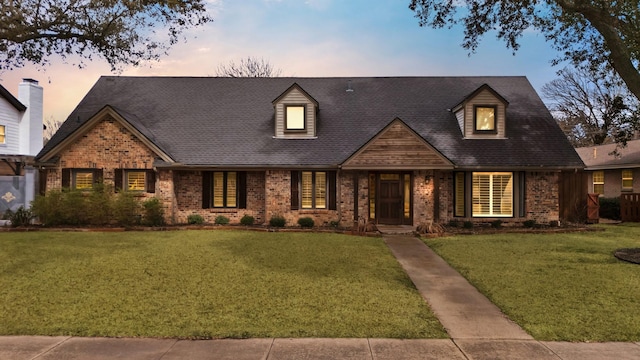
[472,172,513,217]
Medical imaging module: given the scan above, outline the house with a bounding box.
[0,79,43,212]
[35,76,584,227]
[575,139,640,198]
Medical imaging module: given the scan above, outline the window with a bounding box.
[285,105,305,131]
[622,170,633,191]
[0,125,5,144]
[593,171,604,195]
[62,169,102,190]
[474,106,496,132]
[472,172,513,217]
[202,171,246,209]
[74,171,94,190]
[114,169,155,193]
[291,171,336,210]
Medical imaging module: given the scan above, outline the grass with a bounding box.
[424,223,640,342]
[0,230,446,339]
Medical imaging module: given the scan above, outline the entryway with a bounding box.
[370,173,412,226]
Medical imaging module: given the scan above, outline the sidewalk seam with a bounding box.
[366,338,374,360]
[450,339,471,360]
[264,338,275,360]
[30,336,72,360]
[157,338,179,359]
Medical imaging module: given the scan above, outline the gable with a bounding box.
[453,85,508,139]
[38,106,173,163]
[342,119,453,170]
[273,83,318,139]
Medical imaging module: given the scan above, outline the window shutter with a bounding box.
[146,170,156,193]
[291,171,299,210]
[114,169,123,192]
[202,171,212,209]
[238,171,247,209]
[94,169,103,184]
[328,171,337,210]
[61,168,71,188]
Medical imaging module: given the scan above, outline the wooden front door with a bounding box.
[378,176,404,225]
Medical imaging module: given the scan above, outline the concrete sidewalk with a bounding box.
[1,235,639,359]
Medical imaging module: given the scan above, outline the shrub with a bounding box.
[187,214,204,225]
[490,219,502,228]
[463,221,473,229]
[214,215,230,225]
[31,190,66,226]
[329,220,340,228]
[297,217,314,228]
[447,219,460,228]
[61,189,90,225]
[87,183,112,225]
[523,219,537,228]
[2,210,11,220]
[240,214,255,226]
[599,197,621,220]
[112,191,141,226]
[269,215,286,227]
[9,206,33,227]
[142,197,165,226]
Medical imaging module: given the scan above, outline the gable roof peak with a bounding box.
[272,82,319,107]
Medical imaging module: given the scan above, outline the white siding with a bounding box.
[463,89,507,139]
[274,88,317,139]
[0,96,22,154]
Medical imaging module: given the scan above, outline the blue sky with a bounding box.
[0,0,561,124]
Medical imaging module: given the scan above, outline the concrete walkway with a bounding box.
[1,235,639,359]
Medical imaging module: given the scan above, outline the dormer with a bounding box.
[272,83,319,139]
[451,84,509,139]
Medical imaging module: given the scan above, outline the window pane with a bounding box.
[473,172,512,216]
[369,173,376,219]
[301,171,313,208]
[455,172,465,217]
[473,174,491,215]
[404,174,411,219]
[75,172,93,189]
[0,125,5,144]
[127,171,146,191]
[315,172,326,209]
[226,172,237,208]
[213,172,224,207]
[622,170,633,190]
[476,107,495,131]
[286,106,305,130]
[492,174,513,216]
[593,171,604,195]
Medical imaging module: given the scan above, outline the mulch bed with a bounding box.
[614,248,640,264]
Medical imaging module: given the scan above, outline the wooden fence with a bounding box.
[621,193,640,222]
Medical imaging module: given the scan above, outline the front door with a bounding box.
[378,174,404,225]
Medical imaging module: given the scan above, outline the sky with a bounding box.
[0,0,563,125]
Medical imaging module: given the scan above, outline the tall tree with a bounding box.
[215,57,282,77]
[0,0,211,71]
[409,1,640,101]
[542,67,640,147]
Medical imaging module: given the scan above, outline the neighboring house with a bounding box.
[36,76,584,227]
[575,140,640,198]
[0,79,43,212]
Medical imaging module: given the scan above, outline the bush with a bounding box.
[523,219,537,228]
[490,219,502,228]
[463,221,473,229]
[142,197,165,226]
[599,197,621,220]
[214,215,229,225]
[112,191,141,226]
[31,190,67,226]
[447,220,460,228]
[269,215,286,227]
[240,214,255,226]
[297,217,314,228]
[8,206,33,227]
[329,220,340,228]
[87,183,112,225]
[187,214,204,225]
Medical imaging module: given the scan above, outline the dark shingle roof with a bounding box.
[37,76,584,169]
[0,83,26,112]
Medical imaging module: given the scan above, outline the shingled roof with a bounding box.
[575,139,640,169]
[37,76,584,169]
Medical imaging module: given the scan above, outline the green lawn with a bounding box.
[424,224,640,342]
[0,230,446,339]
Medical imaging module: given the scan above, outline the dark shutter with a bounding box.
[328,171,337,210]
[146,170,156,193]
[93,169,103,184]
[114,169,123,192]
[291,171,299,210]
[61,168,71,188]
[202,171,212,209]
[238,171,247,209]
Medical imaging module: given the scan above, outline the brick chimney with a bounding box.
[18,78,43,156]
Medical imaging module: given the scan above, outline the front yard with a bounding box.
[0,231,446,339]
[424,223,640,342]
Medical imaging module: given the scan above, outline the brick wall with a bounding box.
[526,171,559,222]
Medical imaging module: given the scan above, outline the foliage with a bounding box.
[214,215,229,225]
[447,219,460,228]
[522,219,537,228]
[329,220,340,228]
[543,68,640,147]
[409,1,640,102]
[0,231,446,338]
[269,215,286,228]
[31,190,66,226]
[490,219,502,229]
[142,198,165,226]
[112,191,141,226]
[463,221,473,229]
[0,0,211,71]
[297,217,315,228]
[240,214,255,226]
[87,183,113,225]
[599,197,621,220]
[43,115,63,144]
[187,214,204,225]
[215,56,282,77]
[424,224,640,341]
[7,206,33,227]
